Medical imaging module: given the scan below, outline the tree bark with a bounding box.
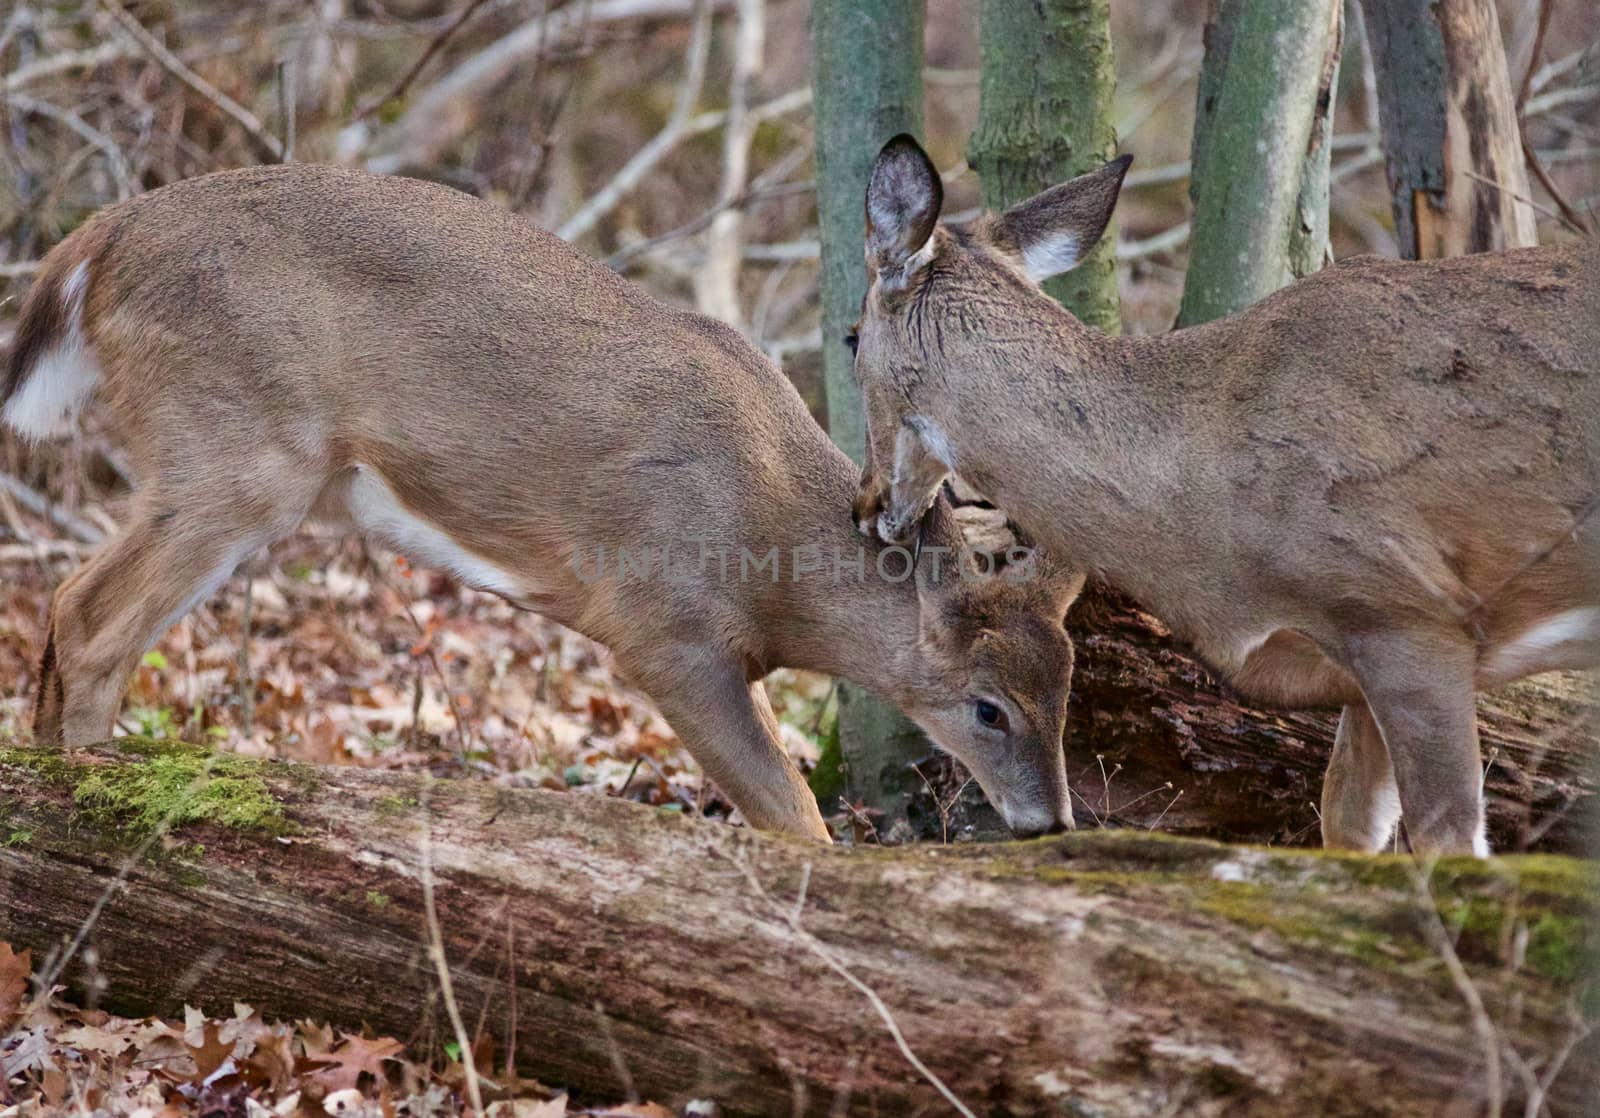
[970,0,1122,335]
[809,0,929,825]
[1178,0,1343,326]
[2,741,1595,1117]
[1357,0,1537,260]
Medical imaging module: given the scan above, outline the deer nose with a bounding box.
[1006,811,1075,839]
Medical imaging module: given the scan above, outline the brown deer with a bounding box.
[850,134,1599,857]
[2,164,1087,842]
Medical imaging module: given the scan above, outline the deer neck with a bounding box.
[746,461,928,705]
[920,297,1218,584]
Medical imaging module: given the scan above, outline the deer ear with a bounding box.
[866,134,943,285]
[999,154,1131,284]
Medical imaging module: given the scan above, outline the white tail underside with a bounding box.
[3,261,101,442]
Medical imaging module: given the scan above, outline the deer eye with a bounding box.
[974,699,1009,733]
[843,332,859,357]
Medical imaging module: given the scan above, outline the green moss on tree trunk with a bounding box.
[1179,0,1343,326]
[970,0,1122,334]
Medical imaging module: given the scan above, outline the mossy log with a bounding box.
[2,741,1596,1117]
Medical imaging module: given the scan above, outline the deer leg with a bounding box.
[627,646,830,841]
[1346,632,1487,857]
[877,421,951,546]
[38,491,308,746]
[1320,701,1402,852]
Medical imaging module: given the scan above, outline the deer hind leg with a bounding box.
[37,488,313,747]
[1320,702,1401,852]
[624,645,830,842]
[1346,631,1487,857]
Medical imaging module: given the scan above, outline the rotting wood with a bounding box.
[1,740,1595,1117]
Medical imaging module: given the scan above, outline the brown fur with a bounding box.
[853,135,1599,856]
[5,164,1086,841]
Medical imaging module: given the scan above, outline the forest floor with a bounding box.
[0,529,840,1116]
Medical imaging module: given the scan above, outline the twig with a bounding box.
[557,0,712,242]
[354,0,495,122]
[0,540,87,562]
[1464,170,1585,235]
[1407,858,1504,1118]
[362,0,736,170]
[606,178,812,269]
[1119,221,1191,262]
[1147,787,1183,831]
[418,780,487,1117]
[592,1002,638,1102]
[0,471,105,544]
[0,261,40,278]
[3,93,136,199]
[691,0,763,330]
[276,58,295,162]
[97,0,284,163]
[735,854,979,1118]
[1515,0,1592,235]
[237,554,257,736]
[2,42,130,95]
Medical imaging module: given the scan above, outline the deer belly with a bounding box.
[1480,608,1600,686]
[343,464,539,607]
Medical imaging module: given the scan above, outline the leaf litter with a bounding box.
[0,948,704,1116]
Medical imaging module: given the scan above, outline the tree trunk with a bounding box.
[1178,0,1343,326]
[969,0,1122,334]
[809,0,929,825]
[2,741,1595,1117]
[1357,0,1537,260]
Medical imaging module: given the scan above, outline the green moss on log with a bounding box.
[0,739,292,835]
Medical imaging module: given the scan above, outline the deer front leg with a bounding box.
[625,644,832,842]
[1345,630,1488,857]
[875,419,953,545]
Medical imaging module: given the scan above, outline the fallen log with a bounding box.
[2,741,1595,1116]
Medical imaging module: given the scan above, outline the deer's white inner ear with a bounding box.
[1020,231,1082,283]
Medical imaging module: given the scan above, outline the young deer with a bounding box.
[3,164,1087,842]
[851,134,1599,857]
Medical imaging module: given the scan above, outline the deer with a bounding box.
[849,134,1599,858]
[2,163,1089,843]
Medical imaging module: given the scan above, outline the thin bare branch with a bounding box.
[3,93,137,199]
[734,852,979,1118]
[556,0,713,243]
[1407,858,1504,1118]
[692,0,764,330]
[97,0,284,163]
[0,472,105,544]
[418,781,487,1117]
[353,0,496,122]
[2,42,130,95]
[363,0,734,172]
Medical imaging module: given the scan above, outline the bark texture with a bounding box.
[1178,0,1343,326]
[809,0,929,822]
[969,0,1122,335]
[1357,0,1537,259]
[2,741,1596,1117]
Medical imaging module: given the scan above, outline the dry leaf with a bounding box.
[0,942,32,1030]
[308,1034,404,1092]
